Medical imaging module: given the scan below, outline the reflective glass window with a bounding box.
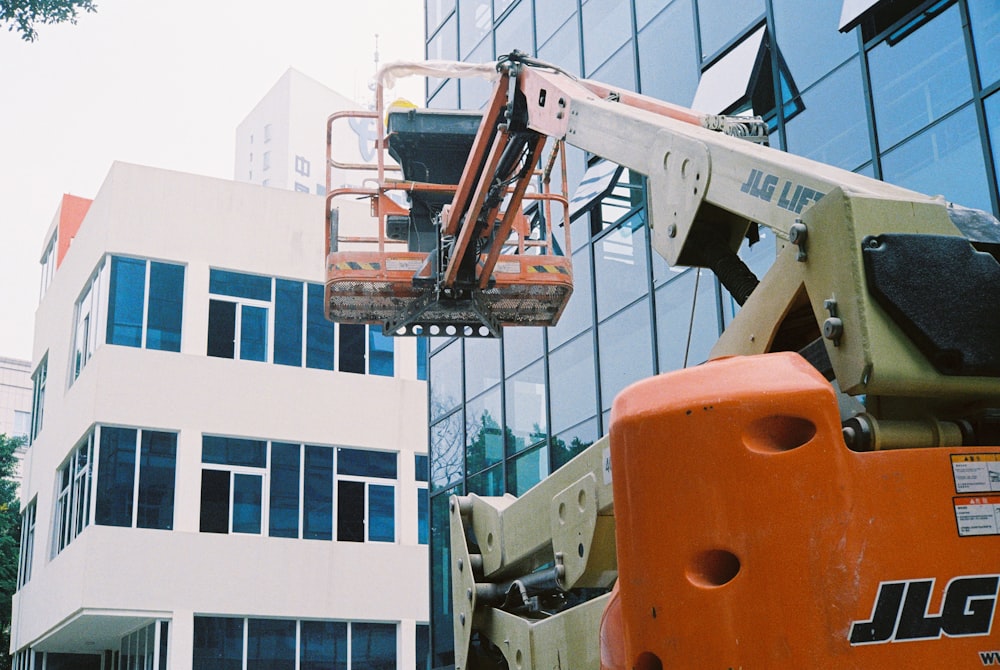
[987,91,1000,204]
[458,0,489,58]
[351,623,396,670]
[274,279,303,367]
[461,34,494,111]
[430,486,458,668]
[430,413,464,491]
[431,341,463,420]
[246,618,296,670]
[428,79,459,110]
[464,338,501,399]
[416,623,431,670]
[304,445,334,540]
[506,442,548,495]
[240,305,268,362]
[598,298,653,411]
[635,0,672,29]
[95,426,136,527]
[368,328,394,377]
[505,359,547,454]
[868,3,972,150]
[637,0,699,105]
[427,0,456,35]
[300,621,348,670]
[306,283,335,370]
[582,0,631,75]
[137,430,176,530]
[552,417,600,471]
[772,0,857,91]
[696,0,765,60]
[503,321,543,375]
[338,324,365,373]
[203,436,267,468]
[418,487,429,544]
[338,448,397,478]
[969,0,1000,88]
[595,215,649,321]
[881,104,992,212]
[417,337,428,380]
[495,0,532,58]
[192,617,243,670]
[656,268,719,371]
[416,453,430,482]
[146,261,184,352]
[232,473,262,534]
[548,247,593,348]
[549,329,597,435]
[106,257,146,348]
[535,0,576,46]
[209,269,271,301]
[269,442,300,538]
[537,12,582,76]
[468,462,505,495]
[785,57,871,171]
[590,41,636,90]
[368,484,395,542]
[495,0,516,19]
[466,386,503,475]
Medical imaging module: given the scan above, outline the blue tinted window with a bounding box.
[591,40,636,91]
[987,91,1000,206]
[338,448,397,478]
[970,0,1000,88]
[771,0,856,91]
[458,0,489,58]
[416,623,431,670]
[247,618,295,670]
[466,386,503,475]
[415,454,429,481]
[417,337,428,380]
[369,328,395,377]
[637,0,699,106]
[503,323,543,376]
[96,426,137,527]
[240,305,268,362]
[193,617,243,670]
[548,247,593,348]
[495,0,532,60]
[209,269,272,301]
[505,359,546,454]
[696,0,765,60]
[147,262,184,352]
[339,324,366,373]
[301,620,347,670]
[337,480,365,542]
[269,442,300,538]
[582,0,631,76]
[537,10,582,76]
[881,105,992,212]
[553,417,599,471]
[306,283,335,370]
[656,268,720,371]
[549,332,597,434]
[368,484,395,542]
[274,280,303,367]
[137,430,176,530]
[599,297,653,411]
[464,338,500,398]
[868,4,972,150]
[418,488,429,544]
[431,413,463,492]
[304,445,333,540]
[202,436,267,467]
[106,257,146,348]
[595,214,649,320]
[351,623,396,670]
[506,442,548,495]
[785,58,871,171]
[232,474,262,534]
[430,341,463,421]
[536,0,575,46]
[468,462,504,495]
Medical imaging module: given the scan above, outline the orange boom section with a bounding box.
[606,352,1000,669]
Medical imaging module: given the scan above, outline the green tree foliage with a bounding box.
[0,434,22,666]
[1,0,96,41]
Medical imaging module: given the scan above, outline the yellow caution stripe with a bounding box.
[330,261,381,271]
[527,264,569,274]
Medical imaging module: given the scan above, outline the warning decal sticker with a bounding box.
[954,495,1000,537]
[951,454,1000,494]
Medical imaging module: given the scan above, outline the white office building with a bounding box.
[11,161,430,669]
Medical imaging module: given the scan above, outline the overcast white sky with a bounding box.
[0,0,426,361]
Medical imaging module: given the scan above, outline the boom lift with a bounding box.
[325,54,1000,669]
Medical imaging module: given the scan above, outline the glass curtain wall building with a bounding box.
[423,0,1000,666]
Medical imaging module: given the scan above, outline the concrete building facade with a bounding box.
[12,162,429,669]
